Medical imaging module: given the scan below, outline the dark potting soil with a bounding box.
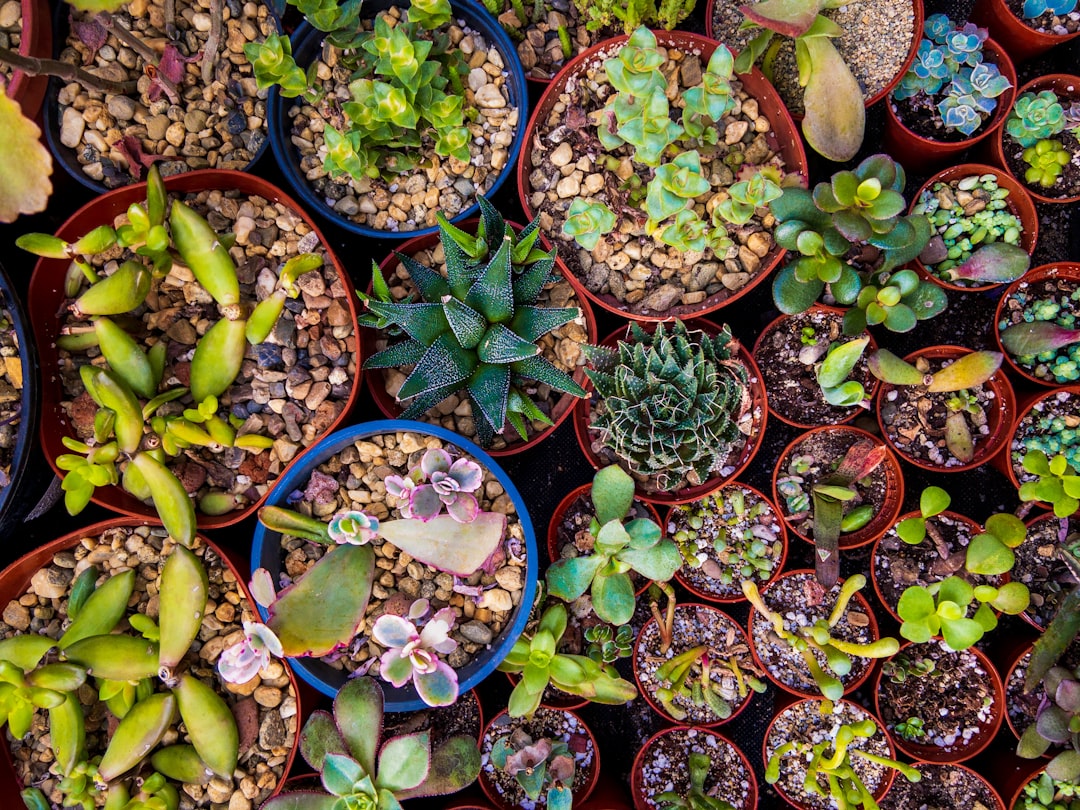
[1005,0,1080,34]
[0,302,21,489]
[382,686,482,748]
[1002,129,1080,199]
[1013,515,1080,629]
[1005,637,1080,741]
[880,762,1001,810]
[635,727,753,810]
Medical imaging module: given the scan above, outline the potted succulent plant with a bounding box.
[0,0,50,120]
[631,726,758,810]
[972,0,1080,63]
[1015,655,1080,785]
[1004,387,1080,504]
[1004,638,1080,748]
[1012,513,1080,631]
[1010,769,1080,810]
[996,263,1080,386]
[879,762,1005,810]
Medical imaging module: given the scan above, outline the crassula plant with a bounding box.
[1018,662,1080,782]
[897,574,1030,650]
[490,728,575,810]
[261,676,481,810]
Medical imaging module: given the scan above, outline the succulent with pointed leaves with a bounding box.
[371,609,459,707]
[1017,662,1080,782]
[655,750,734,810]
[490,728,575,810]
[1020,451,1080,518]
[897,574,1030,650]
[1008,91,1067,148]
[652,643,766,722]
[815,337,870,408]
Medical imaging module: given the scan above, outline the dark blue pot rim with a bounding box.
[0,266,39,526]
[43,2,281,195]
[250,418,538,710]
[266,0,529,240]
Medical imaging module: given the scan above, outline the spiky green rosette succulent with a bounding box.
[583,320,751,492]
[359,198,587,447]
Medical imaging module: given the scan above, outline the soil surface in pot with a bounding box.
[1005,0,1080,34]
[636,727,753,810]
[755,309,874,426]
[667,486,784,599]
[59,186,356,520]
[1006,637,1080,742]
[0,0,21,82]
[1013,515,1080,629]
[710,0,915,115]
[1002,129,1080,200]
[635,604,760,724]
[750,571,876,695]
[879,640,998,754]
[57,0,274,186]
[879,763,1000,810]
[765,700,893,810]
[286,6,518,233]
[0,298,23,494]
[1009,389,1080,483]
[0,524,298,808]
[383,687,482,746]
[480,707,594,807]
[275,430,525,678]
[998,274,1080,384]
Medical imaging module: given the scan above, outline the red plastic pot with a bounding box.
[883,38,1017,172]
[873,640,1005,764]
[516,30,808,323]
[972,0,1080,63]
[988,74,1080,205]
[363,221,597,457]
[26,169,363,530]
[5,0,50,120]
[772,425,905,551]
[995,263,1080,387]
[995,385,1080,493]
[665,481,789,604]
[573,319,768,505]
[889,762,1006,810]
[875,345,1017,473]
[631,726,757,810]
[0,517,302,808]
[911,163,1039,294]
[1007,766,1072,810]
[747,569,884,700]
[1015,512,1080,632]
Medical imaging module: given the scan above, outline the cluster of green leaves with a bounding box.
[570,0,695,35]
[1020,451,1080,518]
[897,575,1029,650]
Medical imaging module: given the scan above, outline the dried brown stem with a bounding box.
[98,12,181,101]
[924,520,952,560]
[0,46,137,94]
[164,0,177,39]
[202,0,221,85]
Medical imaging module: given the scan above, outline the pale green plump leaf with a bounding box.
[895,516,927,545]
[619,538,681,583]
[591,571,636,626]
[868,349,925,385]
[938,576,974,607]
[800,37,865,162]
[0,88,52,222]
[965,532,1015,576]
[595,519,632,552]
[377,733,430,792]
[985,513,1026,548]
[897,586,935,621]
[941,617,983,650]
[920,485,950,517]
[821,381,866,407]
[817,337,869,388]
[591,465,636,525]
[973,600,998,633]
[927,351,1003,392]
[545,556,605,602]
[899,618,933,644]
[990,581,1030,614]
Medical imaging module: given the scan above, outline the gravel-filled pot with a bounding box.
[267,0,528,239]
[972,0,1080,63]
[879,762,1006,810]
[1012,512,1080,631]
[26,169,362,532]
[631,725,757,810]
[3,0,50,120]
[995,263,1080,387]
[0,517,301,808]
[1003,386,1080,496]
[250,420,537,709]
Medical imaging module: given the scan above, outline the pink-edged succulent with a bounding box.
[385,448,483,523]
[373,608,459,707]
[328,510,380,545]
[217,621,284,684]
[490,728,575,809]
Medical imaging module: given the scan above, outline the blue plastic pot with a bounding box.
[266,0,529,239]
[250,419,538,710]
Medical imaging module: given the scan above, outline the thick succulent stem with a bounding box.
[0,46,137,93]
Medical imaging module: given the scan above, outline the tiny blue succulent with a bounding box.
[893,40,950,100]
[968,62,1012,107]
[1007,89,1067,147]
[1022,0,1077,18]
[924,13,953,43]
[943,23,988,70]
[938,87,985,136]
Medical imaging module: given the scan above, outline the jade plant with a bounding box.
[16,166,321,546]
[1019,451,1080,518]
[1017,662,1080,782]
[897,574,1030,650]
[359,196,586,447]
[815,336,871,409]
[490,729,575,810]
[546,465,681,625]
[582,319,752,493]
[655,751,734,810]
[496,603,638,718]
[262,676,481,810]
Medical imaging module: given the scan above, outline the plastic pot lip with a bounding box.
[873,344,1017,474]
[516,29,808,324]
[994,262,1080,387]
[573,318,768,506]
[630,724,758,810]
[478,707,600,809]
[750,304,880,430]
[973,0,1080,62]
[909,162,1039,294]
[1002,383,1080,491]
[771,425,905,549]
[6,0,51,118]
[746,568,882,700]
[664,481,790,604]
[0,516,301,803]
[1016,510,1080,633]
[873,639,1006,764]
[27,168,363,530]
[250,418,538,711]
[1003,637,1038,745]
[362,220,597,456]
[266,0,529,240]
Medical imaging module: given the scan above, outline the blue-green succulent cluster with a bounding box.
[1016,410,1080,479]
[1022,0,1077,18]
[1007,90,1069,148]
[998,285,1080,383]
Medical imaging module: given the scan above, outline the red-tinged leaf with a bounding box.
[159,44,201,84]
[1001,320,1080,357]
[740,0,826,37]
[832,440,887,484]
[70,12,107,65]
[945,242,1031,283]
[0,84,52,223]
[927,351,1003,392]
[113,136,166,181]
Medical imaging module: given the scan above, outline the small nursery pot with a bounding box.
[989,74,1080,205]
[971,0,1080,63]
[995,263,1080,387]
[910,163,1039,294]
[873,640,1005,764]
[630,726,758,810]
[997,384,1080,494]
[1014,512,1080,632]
[573,319,768,506]
[250,419,538,710]
[881,762,1006,810]
[478,707,600,810]
[1007,765,1077,810]
[874,345,1017,473]
[883,37,1017,172]
[1003,638,1040,746]
[5,0,51,120]
[772,425,905,551]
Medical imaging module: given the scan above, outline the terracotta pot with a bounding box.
[1007,766,1076,810]
[751,304,880,429]
[889,762,1007,810]
[988,74,1080,205]
[772,425,905,551]
[5,0,51,120]
[747,569,883,700]
[873,640,1005,764]
[875,345,1017,473]
[573,319,768,505]
[363,221,597,456]
[883,38,1017,172]
[478,707,600,810]
[996,384,1080,493]
[26,169,362,531]
[632,602,756,727]
[972,0,1080,63]
[630,725,757,810]
[665,481,789,604]
[1003,638,1041,747]
[763,698,898,810]
[516,30,808,323]
[995,263,1080,387]
[910,163,1039,294]
[0,517,301,808]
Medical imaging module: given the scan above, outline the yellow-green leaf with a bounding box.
[0,87,52,222]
